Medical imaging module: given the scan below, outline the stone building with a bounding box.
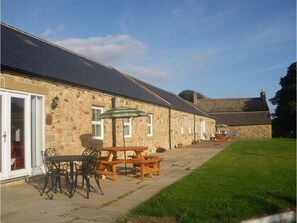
[194,90,272,138]
[0,23,215,181]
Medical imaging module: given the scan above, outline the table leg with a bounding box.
[69,161,75,197]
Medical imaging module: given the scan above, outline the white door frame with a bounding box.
[0,90,31,180]
[200,120,206,140]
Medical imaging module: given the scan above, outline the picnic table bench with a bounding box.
[129,155,164,180]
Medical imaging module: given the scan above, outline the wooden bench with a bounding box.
[215,134,231,142]
[95,159,124,181]
[131,156,163,180]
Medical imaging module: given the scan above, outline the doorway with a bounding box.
[0,90,44,180]
[200,120,206,140]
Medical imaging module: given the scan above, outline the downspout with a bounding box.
[194,114,196,142]
[112,97,116,147]
[168,107,172,150]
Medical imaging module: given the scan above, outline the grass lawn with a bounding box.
[120,139,296,223]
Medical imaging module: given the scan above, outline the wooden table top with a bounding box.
[101,146,148,152]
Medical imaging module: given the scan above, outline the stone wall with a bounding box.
[170,110,216,147]
[229,125,272,138]
[1,73,215,154]
[2,72,217,156]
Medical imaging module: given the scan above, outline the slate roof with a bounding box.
[130,77,212,117]
[195,97,271,126]
[1,23,212,118]
[1,23,168,107]
[212,112,271,126]
[195,98,269,113]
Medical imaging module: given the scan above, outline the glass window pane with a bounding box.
[124,125,129,136]
[31,96,43,167]
[96,110,102,121]
[92,109,96,121]
[95,125,101,137]
[92,125,95,136]
[11,97,25,170]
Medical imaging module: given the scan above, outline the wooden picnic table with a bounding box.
[215,133,231,142]
[101,146,148,162]
[97,146,163,180]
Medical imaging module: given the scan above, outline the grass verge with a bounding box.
[120,139,296,223]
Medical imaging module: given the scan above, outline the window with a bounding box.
[123,118,131,138]
[92,106,104,139]
[18,35,39,49]
[31,95,44,167]
[147,114,153,136]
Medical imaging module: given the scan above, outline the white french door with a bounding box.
[0,90,44,181]
[200,120,206,140]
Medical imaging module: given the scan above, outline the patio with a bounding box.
[1,142,229,223]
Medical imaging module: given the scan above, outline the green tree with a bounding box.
[269,62,296,138]
[178,90,207,102]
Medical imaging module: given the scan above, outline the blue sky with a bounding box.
[2,0,296,111]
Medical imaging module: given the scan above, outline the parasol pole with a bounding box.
[122,118,127,174]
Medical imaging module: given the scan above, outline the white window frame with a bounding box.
[123,118,132,138]
[92,106,104,140]
[147,114,153,136]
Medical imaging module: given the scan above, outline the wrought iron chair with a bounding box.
[41,158,70,199]
[41,148,70,199]
[43,147,59,158]
[75,147,104,198]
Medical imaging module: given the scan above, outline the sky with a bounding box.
[1,0,296,112]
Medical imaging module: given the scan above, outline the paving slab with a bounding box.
[1,142,229,223]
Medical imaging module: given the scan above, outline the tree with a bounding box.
[269,62,296,138]
[178,90,207,102]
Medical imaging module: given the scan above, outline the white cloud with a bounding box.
[124,66,175,82]
[41,28,52,38]
[54,35,147,64]
[41,24,65,39]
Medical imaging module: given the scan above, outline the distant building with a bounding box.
[194,90,272,138]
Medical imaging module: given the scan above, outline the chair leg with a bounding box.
[85,175,90,199]
[94,174,104,195]
[41,175,49,196]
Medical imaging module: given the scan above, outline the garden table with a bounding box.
[45,155,96,196]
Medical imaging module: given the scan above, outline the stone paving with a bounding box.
[1,142,229,223]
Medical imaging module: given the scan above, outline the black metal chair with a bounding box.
[41,158,70,199]
[75,147,104,198]
[41,148,70,199]
[43,147,59,158]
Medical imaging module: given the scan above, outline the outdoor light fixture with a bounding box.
[51,96,59,109]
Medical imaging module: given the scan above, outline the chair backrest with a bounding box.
[82,147,100,158]
[81,147,100,173]
[44,148,59,159]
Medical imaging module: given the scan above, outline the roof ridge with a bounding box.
[197,97,258,101]
[211,111,270,114]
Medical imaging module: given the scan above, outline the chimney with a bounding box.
[260,89,266,102]
[193,92,198,104]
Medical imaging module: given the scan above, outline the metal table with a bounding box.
[45,155,96,196]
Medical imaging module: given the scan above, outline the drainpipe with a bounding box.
[112,97,116,147]
[194,114,196,142]
[168,108,172,150]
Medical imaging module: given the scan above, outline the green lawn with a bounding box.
[120,139,296,223]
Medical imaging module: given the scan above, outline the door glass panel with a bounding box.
[31,96,43,167]
[11,97,25,170]
[0,95,2,173]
